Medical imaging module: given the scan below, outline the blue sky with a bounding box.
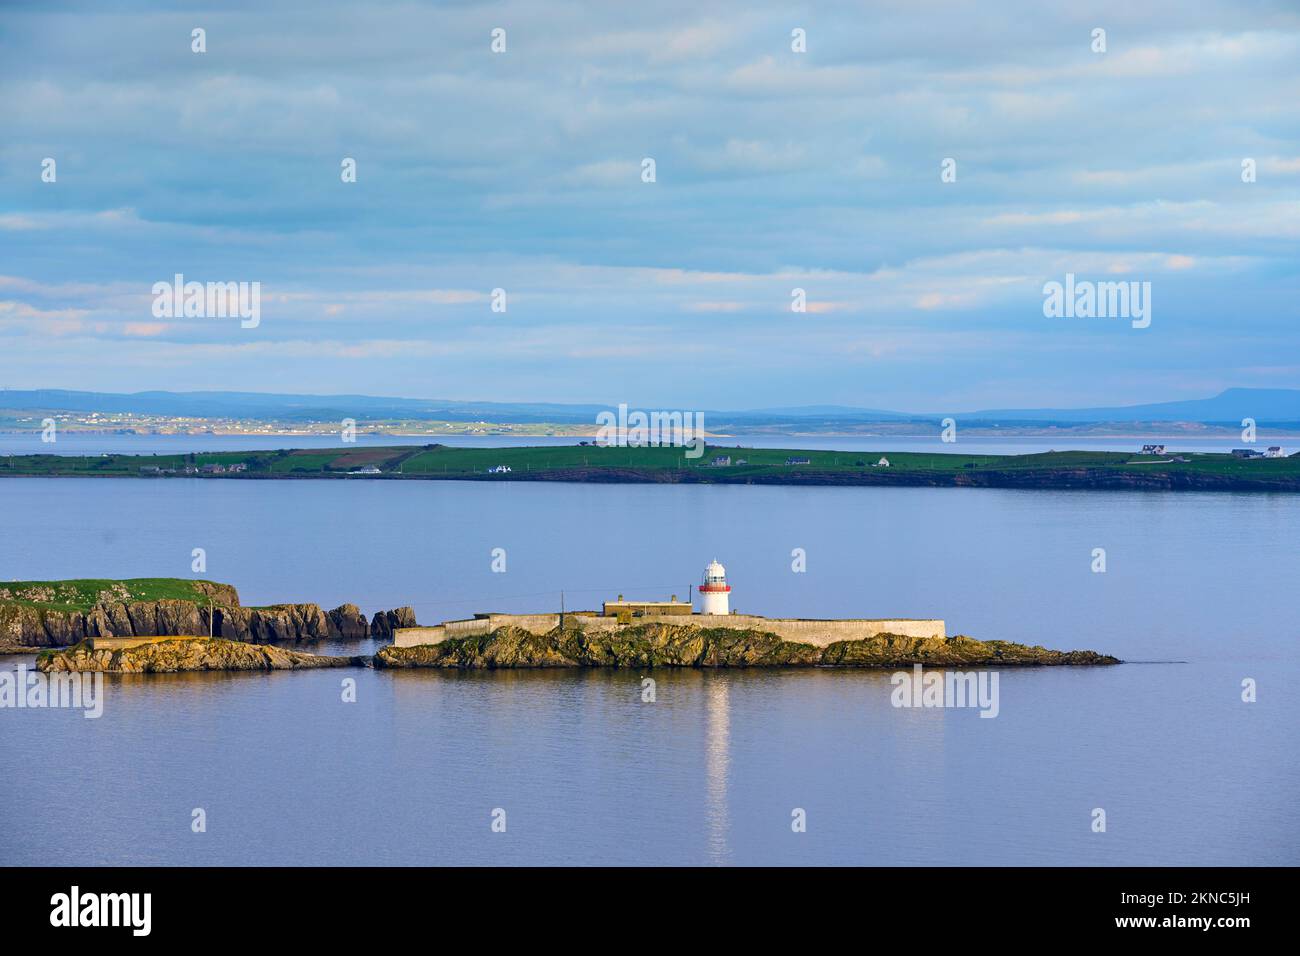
[1,0,1297,410]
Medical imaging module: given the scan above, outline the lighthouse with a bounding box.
[699,559,731,615]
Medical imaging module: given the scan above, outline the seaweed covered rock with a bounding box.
[36,638,365,673]
[817,633,1120,666]
[373,623,1116,669]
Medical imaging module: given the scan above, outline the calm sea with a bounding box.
[1,469,1296,865]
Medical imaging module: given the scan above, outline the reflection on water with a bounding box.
[704,675,730,864]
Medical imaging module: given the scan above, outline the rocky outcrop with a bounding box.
[0,600,209,648]
[374,623,1120,669]
[2,596,376,648]
[211,603,332,643]
[36,638,366,673]
[815,634,1117,666]
[2,604,94,648]
[327,603,368,640]
[369,606,417,640]
[101,600,210,640]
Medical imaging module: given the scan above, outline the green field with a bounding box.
[0,578,234,613]
[1,443,1297,489]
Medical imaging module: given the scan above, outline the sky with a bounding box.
[1,0,1298,411]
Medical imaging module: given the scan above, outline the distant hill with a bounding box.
[2,387,1297,427]
[959,388,1300,424]
[743,404,912,420]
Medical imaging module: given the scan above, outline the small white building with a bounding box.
[875,457,891,468]
[488,464,513,473]
[698,559,731,615]
[1265,446,1285,458]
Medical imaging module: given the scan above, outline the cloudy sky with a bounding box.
[1,0,1297,410]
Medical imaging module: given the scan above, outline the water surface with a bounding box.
[1,478,1296,865]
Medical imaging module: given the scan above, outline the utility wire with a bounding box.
[325,583,695,614]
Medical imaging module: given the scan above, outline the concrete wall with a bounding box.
[694,615,945,646]
[392,613,944,649]
[393,625,446,647]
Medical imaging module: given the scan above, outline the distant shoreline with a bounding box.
[4,426,1300,440]
[2,444,1297,492]
[6,469,1294,492]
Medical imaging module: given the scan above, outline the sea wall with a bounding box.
[393,613,945,648]
[711,615,945,645]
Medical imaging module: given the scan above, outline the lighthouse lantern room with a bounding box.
[698,559,731,615]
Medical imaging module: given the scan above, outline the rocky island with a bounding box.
[0,578,413,653]
[37,637,365,673]
[12,575,1120,674]
[31,625,1117,674]
[375,623,1120,669]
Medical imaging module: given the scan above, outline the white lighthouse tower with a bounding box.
[698,559,731,616]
